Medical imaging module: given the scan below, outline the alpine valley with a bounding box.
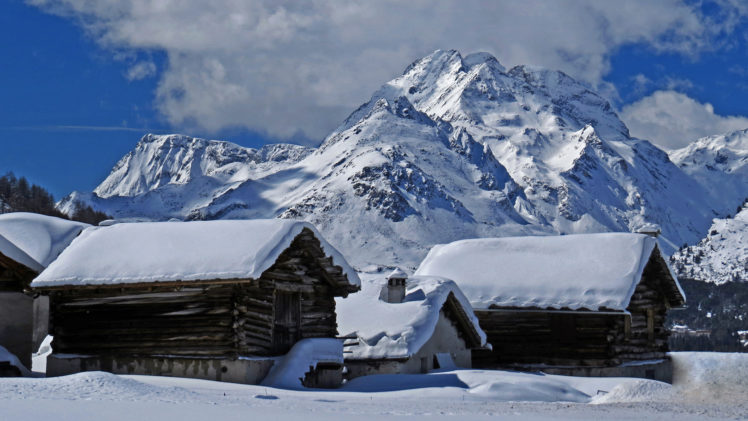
[58,50,746,275]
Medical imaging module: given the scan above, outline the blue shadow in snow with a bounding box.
[341,372,469,393]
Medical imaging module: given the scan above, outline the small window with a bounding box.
[420,357,429,373]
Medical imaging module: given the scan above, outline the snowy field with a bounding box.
[1,353,745,420]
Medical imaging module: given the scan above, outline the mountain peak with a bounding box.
[670,128,748,213]
[463,52,506,72]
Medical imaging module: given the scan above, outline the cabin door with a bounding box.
[272,291,301,354]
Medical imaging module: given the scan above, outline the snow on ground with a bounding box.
[1,352,746,420]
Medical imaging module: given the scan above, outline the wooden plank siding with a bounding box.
[46,228,354,358]
[0,252,38,292]
[473,251,677,369]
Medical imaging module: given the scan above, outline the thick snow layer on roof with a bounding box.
[0,234,42,273]
[32,219,359,288]
[415,233,660,311]
[336,272,486,360]
[0,213,88,270]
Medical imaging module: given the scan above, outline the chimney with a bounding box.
[381,268,408,304]
[636,223,661,238]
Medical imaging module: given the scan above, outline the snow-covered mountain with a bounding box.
[670,201,748,284]
[58,134,313,219]
[669,128,748,214]
[370,50,720,250]
[59,50,740,268]
[63,99,545,265]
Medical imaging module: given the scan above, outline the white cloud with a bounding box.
[620,90,748,150]
[26,0,747,142]
[664,77,694,91]
[125,61,156,81]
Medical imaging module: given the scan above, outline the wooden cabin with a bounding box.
[31,219,360,386]
[415,233,685,382]
[0,213,87,371]
[337,270,485,379]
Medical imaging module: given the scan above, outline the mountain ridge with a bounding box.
[57,50,744,269]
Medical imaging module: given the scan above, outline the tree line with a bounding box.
[667,277,748,352]
[0,172,109,225]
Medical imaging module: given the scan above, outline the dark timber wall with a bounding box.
[46,228,353,358]
[473,252,679,369]
[0,253,38,369]
[0,252,37,293]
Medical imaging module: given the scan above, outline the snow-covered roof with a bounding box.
[0,234,42,273]
[336,273,486,360]
[32,219,360,288]
[415,233,680,311]
[388,267,408,280]
[0,212,88,272]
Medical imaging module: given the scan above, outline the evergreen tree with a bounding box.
[0,172,110,224]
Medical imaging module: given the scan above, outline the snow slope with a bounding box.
[670,203,748,284]
[32,219,359,287]
[58,50,735,267]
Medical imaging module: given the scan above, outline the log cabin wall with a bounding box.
[473,254,676,369]
[49,285,237,357]
[472,310,621,368]
[48,228,350,359]
[242,228,343,355]
[612,256,672,362]
[0,254,37,368]
[0,253,37,292]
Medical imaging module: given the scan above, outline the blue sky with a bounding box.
[2,1,747,199]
